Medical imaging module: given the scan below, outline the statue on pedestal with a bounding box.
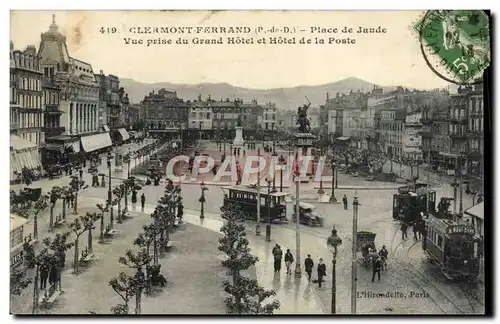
[296,97,311,133]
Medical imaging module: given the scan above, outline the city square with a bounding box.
[9,10,487,316]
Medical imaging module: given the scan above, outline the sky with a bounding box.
[10,10,453,89]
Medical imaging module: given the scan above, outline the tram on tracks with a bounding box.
[423,214,481,281]
[392,183,436,223]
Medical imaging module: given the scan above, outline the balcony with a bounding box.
[44,104,63,115]
[467,149,483,160]
[420,117,433,125]
[467,130,484,138]
[449,132,467,139]
[418,131,433,137]
[450,117,468,125]
[43,126,66,137]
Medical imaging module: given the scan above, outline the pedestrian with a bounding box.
[372,256,382,282]
[141,193,146,210]
[40,264,49,290]
[272,244,283,272]
[378,245,388,271]
[342,194,348,210]
[243,150,246,157]
[69,194,75,208]
[401,222,408,240]
[413,223,419,240]
[79,168,83,179]
[284,249,294,275]
[317,258,326,288]
[304,254,314,281]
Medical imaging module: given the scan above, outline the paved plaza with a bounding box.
[10,141,484,315]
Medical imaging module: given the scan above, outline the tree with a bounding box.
[97,203,110,243]
[113,185,126,223]
[118,249,151,314]
[70,212,99,274]
[134,223,160,265]
[218,205,259,314]
[48,186,62,232]
[10,268,32,296]
[109,272,140,315]
[31,198,48,240]
[42,232,73,275]
[69,175,87,214]
[60,186,72,219]
[31,248,60,314]
[223,276,280,314]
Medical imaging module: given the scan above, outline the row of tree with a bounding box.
[218,204,280,315]
[108,184,183,314]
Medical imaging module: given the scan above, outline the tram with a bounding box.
[392,183,436,223]
[423,214,481,281]
[222,186,291,223]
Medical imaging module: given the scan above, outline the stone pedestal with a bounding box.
[233,126,244,147]
[294,133,316,183]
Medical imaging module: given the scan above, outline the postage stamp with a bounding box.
[413,10,490,84]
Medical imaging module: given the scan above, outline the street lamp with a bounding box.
[199,181,208,219]
[127,148,132,178]
[327,226,342,314]
[107,152,114,227]
[318,147,325,195]
[351,193,359,315]
[265,175,272,242]
[330,162,337,203]
[271,152,278,193]
[279,156,285,192]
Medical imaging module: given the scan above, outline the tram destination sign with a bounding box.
[447,225,475,236]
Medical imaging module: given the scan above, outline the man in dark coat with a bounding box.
[342,194,348,210]
[317,258,326,288]
[284,249,294,275]
[141,193,146,210]
[304,254,314,281]
[401,222,408,240]
[40,264,49,290]
[272,244,283,272]
[79,168,83,179]
[372,256,382,282]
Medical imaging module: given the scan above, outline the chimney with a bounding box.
[326,92,329,101]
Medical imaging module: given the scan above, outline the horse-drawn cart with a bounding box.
[357,231,376,267]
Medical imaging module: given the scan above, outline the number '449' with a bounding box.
[100,27,117,34]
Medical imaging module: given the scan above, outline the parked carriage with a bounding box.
[357,231,376,267]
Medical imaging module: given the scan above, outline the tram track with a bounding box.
[388,227,478,314]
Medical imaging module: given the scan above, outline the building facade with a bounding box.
[10,42,45,180]
[37,16,108,155]
[261,102,277,131]
[143,89,189,138]
[403,111,422,159]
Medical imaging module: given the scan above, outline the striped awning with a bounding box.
[81,132,112,153]
[336,136,351,141]
[118,128,130,141]
[10,148,42,180]
[10,135,37,151]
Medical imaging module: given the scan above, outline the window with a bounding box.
[437,234,443,248]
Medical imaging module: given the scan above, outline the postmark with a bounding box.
[413,10,490,84]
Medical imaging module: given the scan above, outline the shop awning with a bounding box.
[464,202,484,221]
[10,135,37,152]
[118,128,130,141]
[81,132,112,153]
[10,214,28,233]
[336,136,351,141]
[440,152,460,157]
[103,125,110,132]
[10,147,42,180]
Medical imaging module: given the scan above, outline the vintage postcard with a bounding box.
[9,10,489,315]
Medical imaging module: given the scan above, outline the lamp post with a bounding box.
[256,148,261,236]
[351,193,359,314]
[330,162,338,203]
[199,181,208,219]
[279,156,285,192]
[327,226,342,314]
[127,148,131,178]
[265,176,272,242]
[107,152,114,227]
[271,151,277,192]
[318,146,325,195]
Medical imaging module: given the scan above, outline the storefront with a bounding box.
[43,136,81,167]
[80,132,112,153]
[117,128,130,142]
[10,135,43,182]
[10,214,28,269]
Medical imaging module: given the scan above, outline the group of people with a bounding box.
[400,219,425,241]
[271,245,327,288]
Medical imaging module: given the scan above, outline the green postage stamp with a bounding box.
[414,10,490,84]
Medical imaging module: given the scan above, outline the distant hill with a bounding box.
[120,77,398,110]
